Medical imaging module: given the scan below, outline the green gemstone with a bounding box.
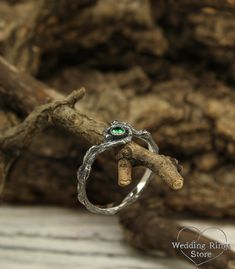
[111,126,126,135]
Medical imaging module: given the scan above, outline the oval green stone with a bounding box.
[111,126,126,135]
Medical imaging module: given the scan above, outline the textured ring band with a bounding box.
[77,120,159,215]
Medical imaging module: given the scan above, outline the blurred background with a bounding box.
[0,0,235,268]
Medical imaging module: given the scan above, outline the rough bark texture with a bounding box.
[0,0,235,268]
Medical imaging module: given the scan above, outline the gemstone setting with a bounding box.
[103,121,133,142]
[110,126,126,136]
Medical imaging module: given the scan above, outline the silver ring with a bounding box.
[77,120,159,215]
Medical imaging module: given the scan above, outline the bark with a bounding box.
[0,0,167,74]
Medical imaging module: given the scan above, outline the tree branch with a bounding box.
[118,158,132,187]
[0,56,183,194]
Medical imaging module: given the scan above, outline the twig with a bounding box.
[118,158,132,187]
[0,56,184,193]
[0,88,85,150]
[0,89,183,189]
[117,142,183,190]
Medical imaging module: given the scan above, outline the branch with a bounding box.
[0,88,85,150]
[0,56,183,193]
[117,142,183,190]
[118,158,132,187]
[0,89,183,190]
[0,57,63,115]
